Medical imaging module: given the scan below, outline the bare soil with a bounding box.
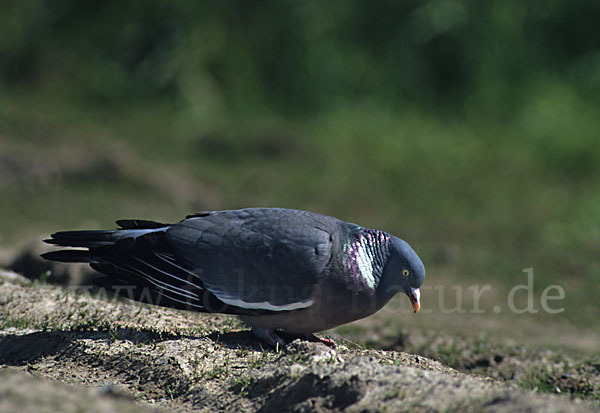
[1,268,598,412]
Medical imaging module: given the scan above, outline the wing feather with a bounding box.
[164,208,338,310]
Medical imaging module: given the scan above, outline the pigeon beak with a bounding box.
[409,287,420,313]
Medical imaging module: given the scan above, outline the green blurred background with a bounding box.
[1,1,598,342]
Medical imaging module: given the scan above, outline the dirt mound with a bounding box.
[0,368,158,413]
[0,269,597,412]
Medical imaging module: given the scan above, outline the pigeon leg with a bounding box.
[304,333,336,348]
[252,327,286,348]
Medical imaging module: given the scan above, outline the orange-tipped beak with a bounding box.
[409,287,420,313]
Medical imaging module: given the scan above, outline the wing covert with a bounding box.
[164,208,337,310]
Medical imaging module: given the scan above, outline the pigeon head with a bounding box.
[382,236,425,313]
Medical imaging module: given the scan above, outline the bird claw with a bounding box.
[251,328,336,349]
[252,327,286,349]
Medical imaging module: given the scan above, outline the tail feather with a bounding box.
[45,227,168,248]
[42,226,222,313]
[44,230,120,248]
[40,250,100,263]
[41,220,261,316]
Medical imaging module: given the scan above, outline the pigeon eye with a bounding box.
[402,269,410,277]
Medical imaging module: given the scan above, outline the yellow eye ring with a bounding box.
[402,269,410,277]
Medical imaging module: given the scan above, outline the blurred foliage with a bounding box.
[0,1,599,332]
[1,0,600,115]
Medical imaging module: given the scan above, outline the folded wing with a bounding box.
[43,208,338,314]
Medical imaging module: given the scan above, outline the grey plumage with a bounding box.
[42,208,425,344]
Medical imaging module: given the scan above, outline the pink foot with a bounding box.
[305,333,336,348]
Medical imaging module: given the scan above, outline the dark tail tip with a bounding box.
[42,230,118,248]
[41,250,96,263]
